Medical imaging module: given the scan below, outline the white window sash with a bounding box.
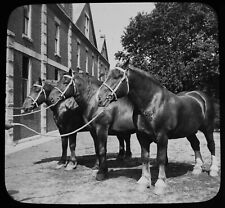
[85,51,88,73]
[55,24,60,55]
[77,42,80,68]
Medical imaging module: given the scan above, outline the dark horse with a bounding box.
[23,78,131,170]
[48,70,156,181]
[97,64,219,194]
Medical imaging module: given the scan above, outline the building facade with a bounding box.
[6,3,110,143]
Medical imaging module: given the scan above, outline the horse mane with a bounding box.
[43,79,58,87]
[75,71,102,87]
[128,64,164,88]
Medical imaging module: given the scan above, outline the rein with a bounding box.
[9,109,105,138]
[8,100,60,117]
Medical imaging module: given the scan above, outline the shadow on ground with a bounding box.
[33,153,193,183]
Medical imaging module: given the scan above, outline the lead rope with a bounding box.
[7,98,61,117]
[9,109,105,138]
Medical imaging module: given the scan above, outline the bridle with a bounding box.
[28,84,47,108]
[53,74,76,101]
[100,67,129,101]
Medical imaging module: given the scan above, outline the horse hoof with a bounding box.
[116,155,124,161]
[125,152,132,160]
[209,169,219,177]
[192,167,202,175]
[96,172,107,181]
[124,155,132,161]
[92,169,98,178]
[92,165,99,171]
[65,161,77,171]
[137,176,151,188]
[55,163,66,169]
[154,179,166,195]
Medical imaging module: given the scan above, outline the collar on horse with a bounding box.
[53,74,76,101]
[28,84,47,108]
[100,67,129,101]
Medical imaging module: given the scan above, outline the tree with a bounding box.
[115,2,219,98]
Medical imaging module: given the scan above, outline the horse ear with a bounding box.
[122,58,130,68]
[68,68,73,76]
[38,77,42,85]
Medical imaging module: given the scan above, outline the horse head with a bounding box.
[48,69,77,105]
[97,66,129,107]
[22,77,48,112]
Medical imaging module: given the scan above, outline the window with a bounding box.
[76,41,80,69]
[54,22,60,56]
[85,49,89,73]
[23,5,31,38]
[91,54,95,76]
[84,13,90,38]
[22,56,31,102]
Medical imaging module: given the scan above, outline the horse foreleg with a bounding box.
[136,132,152,190]
[56,136,68,169]
[90,130,100,171]
[187,134,204,175]
[154,132,168,195]
[95,126,108,181]
[116,134,125,160]
[124,134,132,159]
[65,133,78,171]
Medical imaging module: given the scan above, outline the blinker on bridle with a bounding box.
[100,67,129,101]
[53,74,76,101]
[28,84,47,108]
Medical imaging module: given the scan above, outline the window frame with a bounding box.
[22,5,32,41]
[76,40,81,69]
[84,13,90,39]
[22,55,32,102]
[54,17,61,57]
[85,48,89,73]
[91,54,95,77]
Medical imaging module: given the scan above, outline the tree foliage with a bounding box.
[115,3,219,98]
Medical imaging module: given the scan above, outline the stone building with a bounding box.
[6,3,110,143]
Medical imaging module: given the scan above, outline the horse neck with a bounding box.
[43,81,56,106]
[75,76,100,109]
[127,68,164,107]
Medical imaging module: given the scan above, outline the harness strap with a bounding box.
[53,74,76,101]
[27,84,47,108]
[102,82,118,100]
[100,67,129,101]
[27,95,39,108]
[54,86,66,99]
[186,92,206,118]
[8,98,61,117]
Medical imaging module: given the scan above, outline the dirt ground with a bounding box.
[5,132,220,204]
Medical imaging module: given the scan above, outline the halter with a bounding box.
[100,67,129,101]
[27,84,47,108]
[53,74,76,101]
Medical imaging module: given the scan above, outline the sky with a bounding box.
[90,3,155,67]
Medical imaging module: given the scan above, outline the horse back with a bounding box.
[165,90,215,138]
